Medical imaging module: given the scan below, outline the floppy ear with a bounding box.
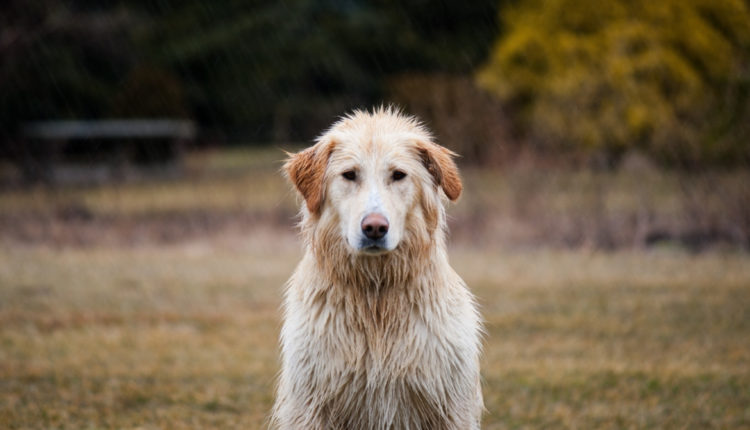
[284,141,334,214]
[416,140,462,201]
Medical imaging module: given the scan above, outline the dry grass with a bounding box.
[453,166,750,250]
[0,239,297,429]
[1,244,748,429]
[457,248,750,428]
[1,148,749,428]
[0,147,296,216]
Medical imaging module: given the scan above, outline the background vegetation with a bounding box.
[2,0,749,166]
[478,0,750,165]
[0,0,498,142]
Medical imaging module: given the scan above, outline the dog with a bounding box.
[272,107,483,429]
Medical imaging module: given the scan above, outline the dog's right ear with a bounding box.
[415,140,462,201]
[284,140,334,214]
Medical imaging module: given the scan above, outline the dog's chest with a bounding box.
[304,296,463,399]
[309,289,431,363]
[281,269,480,428]
[308,306,458,428]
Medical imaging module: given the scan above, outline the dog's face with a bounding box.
[285,109,461,256]
[326,136,421,254]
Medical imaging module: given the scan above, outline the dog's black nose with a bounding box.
[361,213,389,240]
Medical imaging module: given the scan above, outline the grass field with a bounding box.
[1,149,749,428]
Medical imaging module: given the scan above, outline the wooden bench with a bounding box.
[17,119,196,182]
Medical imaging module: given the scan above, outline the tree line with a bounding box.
[0,0,498,142]
[2,0,748,166]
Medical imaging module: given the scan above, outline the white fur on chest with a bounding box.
[275,259,482,429]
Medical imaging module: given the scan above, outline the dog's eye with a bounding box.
[392,170,407,181]
[342,170,357,181]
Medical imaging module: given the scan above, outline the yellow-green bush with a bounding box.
[478,0,750,165]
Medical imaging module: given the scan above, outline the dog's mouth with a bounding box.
[358,239,391,255]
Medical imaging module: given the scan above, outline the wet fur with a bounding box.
[272,108,483,429]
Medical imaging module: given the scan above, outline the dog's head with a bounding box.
[285,108,461,256]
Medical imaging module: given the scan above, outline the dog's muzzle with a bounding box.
[359,213,389,253]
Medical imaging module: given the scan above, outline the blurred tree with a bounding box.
[1,0,499,144]
[388,74,512,164]
[110,65,189,118]
[132,0,500,141]
[0,0,135,135]
[478,0,750,166]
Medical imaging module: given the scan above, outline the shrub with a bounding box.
[478,0,750,166]
[388,74,513,165]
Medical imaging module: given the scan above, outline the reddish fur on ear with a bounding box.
[416,140,462,201]
[284,142,334,213]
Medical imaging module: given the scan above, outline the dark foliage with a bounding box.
[0,0,500,143]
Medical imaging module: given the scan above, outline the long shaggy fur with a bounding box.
[272,107,483,429]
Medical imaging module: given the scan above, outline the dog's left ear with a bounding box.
[416,140,462,201]
[284,141,335,214]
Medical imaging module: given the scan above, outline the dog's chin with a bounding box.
[352,238,396,256]
[358,246,390,256]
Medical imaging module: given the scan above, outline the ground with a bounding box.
[0,148,748,429]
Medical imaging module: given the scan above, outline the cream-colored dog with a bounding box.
[272,107,483,429]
